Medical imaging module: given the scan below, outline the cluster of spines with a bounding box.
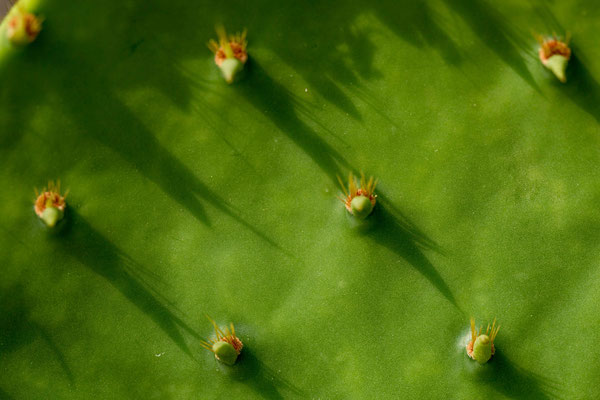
[470,317,500,346]
[208,27,247,59]
[200,318,241,351]
[536,32,571,60]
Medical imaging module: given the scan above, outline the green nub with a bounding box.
[350,195,373,219]
[212,341,238,366]
[219,58,243,84]
[545,54,569,83]
[41,207,63,228]
[473,334,492,364]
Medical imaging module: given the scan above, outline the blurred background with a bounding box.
[1,0,12,19]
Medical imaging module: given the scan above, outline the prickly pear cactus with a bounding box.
[1,0,599,398]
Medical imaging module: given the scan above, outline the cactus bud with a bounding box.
[537,34,571,83]
[34,181,68,228]
[466,318,500,364]
[473,334,492,364]
[338,173,378,219]
[6,9,42,47]
[201,317,243,366]
[208,27,248,84]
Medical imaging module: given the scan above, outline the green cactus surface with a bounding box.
[1,0,600,398]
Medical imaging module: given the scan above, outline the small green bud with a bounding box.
[338,173,378,220]
[34,181,68,228]
[41,207,63,228]
[545,54,569,83]
[350,195,374,219]
[208,28,248,84]
[212,341,239,366]
[537,34,571,83]
[201,317,243,366]
[219,58,243,84]
[473,334,492,364]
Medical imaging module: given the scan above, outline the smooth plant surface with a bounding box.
[1,0,600,399]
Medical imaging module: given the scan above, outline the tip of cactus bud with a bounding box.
[476,334,490,345]
[212,341,239,366]
[41,207,63,228]
[473,334,492,364]
[350,195,374,219]
[219,58,243,84]
[545,54,569,83]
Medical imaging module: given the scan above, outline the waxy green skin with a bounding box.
[219,58,244,84]
[2,0,600,399]
[212,341,239,366]
[40,207,63,228]
[350,195,373,219]
[473,335,492,364]
[544,54,569,83]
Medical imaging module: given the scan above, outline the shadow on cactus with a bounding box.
[443,0,539,92]
[370,0,462,66]
[258,1,461,118]
[350,196,458,310]
[236,60,350,184]
[50,209,200,356]
[560,52,600,123]
[0,386,15,400]
[7,46,284,251]
[65,85,283,250]
[469,352,567,400]
[0,49,46,151]
[215,347,306,400]
[0,284,74,384]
